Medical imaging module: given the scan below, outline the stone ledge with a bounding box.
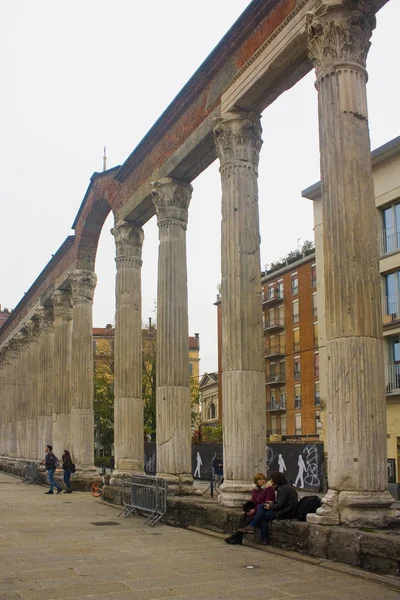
[0,461,97,491]
[166,496,400,577]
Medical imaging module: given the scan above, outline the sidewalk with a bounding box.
[0,472,398,600]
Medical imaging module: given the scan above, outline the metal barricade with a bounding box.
[119,474,168,526]
[23,462,39,485]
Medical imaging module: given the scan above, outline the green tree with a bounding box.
[93,338,114,455]
[142,323,157,440]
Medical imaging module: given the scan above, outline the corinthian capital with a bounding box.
[51,289,73,320]
[307,0,375,76]
[26,316,40,341]
[111,220,144,264]
[214,109,262,169]
[37,305,54,333]
[69,270,97,305]
[151,177,192,227]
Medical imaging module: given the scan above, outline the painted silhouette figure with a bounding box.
[294,454,306,488]
[194,452,203,478]
[278,454,286,473]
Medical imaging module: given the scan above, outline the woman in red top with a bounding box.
[252,473,276,507]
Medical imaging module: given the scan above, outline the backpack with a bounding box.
[71,463,76,474]
[295,496,322,521]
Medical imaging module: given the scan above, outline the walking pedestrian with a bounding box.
[41,445,62,495]
[62,450,74,493]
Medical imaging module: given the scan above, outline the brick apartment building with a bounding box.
[0,305,12,329]
[215,251,320,441]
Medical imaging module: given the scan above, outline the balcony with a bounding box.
[264,317,285,332]
[386,365,400,394]
[266,372,286,385]
[262,289,284,305]
[382,295,400,325]
[268,398,286,411]
[265,344,285,359]
[379,226,400,256]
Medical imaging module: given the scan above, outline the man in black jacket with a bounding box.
[41,445,62,495]
[239,471,298,544]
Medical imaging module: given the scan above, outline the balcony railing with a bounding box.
[382,295,400,324]
[265,344,285,358]
[386,365,400,394]
[379,227,400,256]
[264,317,285,331]
[266,372,286,385]
[268,398,286,411]
[262,289,284,305]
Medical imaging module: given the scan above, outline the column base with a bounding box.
[218,479,253,508]
[157,472,200,496]
[307,489,400,527]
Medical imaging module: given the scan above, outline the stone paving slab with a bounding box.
[0,472,398,600]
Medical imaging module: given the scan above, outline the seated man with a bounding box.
[239,471,298,544]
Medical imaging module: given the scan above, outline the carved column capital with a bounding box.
[15,329,29,351]
[69,270,97,305]
[111,220,144,269]
[151,177,192,229]
[26,316,40,343]
[37,306,54,333]
[214,109,262,170]
[306,0,375,77]
[51,289,73,320]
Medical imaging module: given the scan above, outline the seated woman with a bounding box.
[225,473,275,545]
[239,471,298,544]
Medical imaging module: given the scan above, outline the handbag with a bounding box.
[71,463,76,474]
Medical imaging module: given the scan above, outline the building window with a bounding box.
[315,412,322,434]
[294,384,301,408]
[278,304,284,325]
[313,322,318,348]
[207,402,216,420]
[311,263,317,288]
[292,299,299,324]
[383,271,400,320]
[271,415,277,434]
[315,381,320,406]
[279,332,285,353]
[380,201,400,255]
[279,387,286,409]
[312,292,318,317]
[281,415,287,436]
[293,327,300,352]
[295,413,302,435]
[291,274,298,296]
[294,356,301,380]
[270,387,277,410]
[314,352,319,378]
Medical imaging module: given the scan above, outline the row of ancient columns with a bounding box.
[0,271,97,476]
[0,0,398,525]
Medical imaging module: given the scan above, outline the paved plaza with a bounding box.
[0,472,398,600]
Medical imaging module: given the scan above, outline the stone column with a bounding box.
[306,0,398,526]
[37,306,54,458]
[26,316,40,461]
[0,349,8,457]
[15,330,29,461]
[7,339,18,460]
[51,290,73,460]
[69,269,97,474]
[151,177,193,491]
[111,221,144,475]
[214,109,266,507]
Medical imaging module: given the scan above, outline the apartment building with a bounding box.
[215,252,321,440]
[303,135,400,486]
[262,253,320,439]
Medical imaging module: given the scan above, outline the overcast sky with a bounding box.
[1,1,399,375]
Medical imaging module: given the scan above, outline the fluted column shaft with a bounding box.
[152,177,192,484]
[69,270,97,471]
[214,109,266,507]
[0,350,7,456]
[26,317,40,460]
[51,290,73,461]
[38,306,54,456]
[7,341,18,459]
[307,1,398,527]
[15,331,29,460]
[111,221,144,474]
